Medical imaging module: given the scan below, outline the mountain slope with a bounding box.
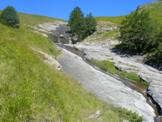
[0,12,142,121]
[96,16,125,25]
[19,13,63,26]
[85,2,162,43]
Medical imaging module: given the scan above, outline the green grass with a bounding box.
[19,13,64,26]
[89,59,149,89]
[86,30,119,42]
[96,2,162,26]
[0,13,143,121]
[96,16,125,25]
[144,2,162,26]
[102,30,119,39]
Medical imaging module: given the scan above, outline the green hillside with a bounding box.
[96,16,125,25]
[0,12,142,121]
[87,2,162,43]
[145,2,162,26]
[19,13,63,26]
[96,2,162,26]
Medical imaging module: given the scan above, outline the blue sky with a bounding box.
[0,0,152,20]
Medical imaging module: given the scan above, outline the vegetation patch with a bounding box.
[89,59,149,89]
[102,30,119,39]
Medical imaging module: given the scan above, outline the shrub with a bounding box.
[118,7,153,54]
[0,6,20,28]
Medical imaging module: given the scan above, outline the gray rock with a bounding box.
[73,42,162,113]
[57,47,155,122]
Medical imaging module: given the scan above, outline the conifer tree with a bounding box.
[83,13,97,38]
[68,7,85,41]
[68,7,97,42]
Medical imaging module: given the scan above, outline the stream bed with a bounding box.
[57,44,157,122]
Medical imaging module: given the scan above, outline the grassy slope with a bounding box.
[0,13,142,121]
[96,16,125,25]
[18,13,63,26]
[145,2,162,26]
[96,2,162,26]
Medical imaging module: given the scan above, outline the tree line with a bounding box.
[117,6,162,69]
[68,7,97,43]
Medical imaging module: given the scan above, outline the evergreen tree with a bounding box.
[68,7,97,42]
[68,7,85,41]
[0,6,20,28]
[83,13,97,38]
[119,7,152,54]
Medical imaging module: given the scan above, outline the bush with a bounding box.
[118,7,153,54]
[0,6,20,28]
[145,28,162,70]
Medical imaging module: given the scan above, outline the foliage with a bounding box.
[68,7,85,41]
[118,7,153,54]
[0,6,20,28]
[115,2,162,69]
[145,28,162,70]
[113,107,143,122]
[83,13,97,38]
[68,7,97,42]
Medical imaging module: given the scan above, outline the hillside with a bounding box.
[0,12,143,121]
[96,16,125,25]
[145,1,162,26]
[85,2,162,43]
[18,13,63,26]
[96,2,162,26]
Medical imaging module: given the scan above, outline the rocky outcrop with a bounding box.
[34,21,66,37]
[34,22,76,44]
[72,41,162,117]
[32,48,61,70]
[57,47,155,122]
